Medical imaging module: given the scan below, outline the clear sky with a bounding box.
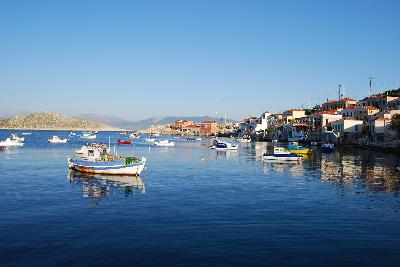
[1,0,399,120]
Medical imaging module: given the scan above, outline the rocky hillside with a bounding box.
[0,112,121,131]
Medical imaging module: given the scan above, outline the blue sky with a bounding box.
[1,0,399,120]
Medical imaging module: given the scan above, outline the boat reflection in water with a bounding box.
[262,147,400,194]
[68,171,145,206]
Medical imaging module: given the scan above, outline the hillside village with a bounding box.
[166,88,400,149]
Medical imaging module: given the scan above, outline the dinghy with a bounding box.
[48,136,68,143]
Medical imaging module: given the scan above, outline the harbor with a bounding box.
[1,130,400,266]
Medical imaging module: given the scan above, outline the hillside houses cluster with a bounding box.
[170,120,219,136]
[239,92,400,144]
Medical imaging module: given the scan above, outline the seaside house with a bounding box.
[182,124,201,135]
[356,94,398,110]
[282,109,306,124]
[331,119,363,143]
[200,120,218,135]
[171,120,194,130]
[322,98,356,111]
[385,98,400,110]
[366,117,394,143]
[239,111,272,134]
[353,106,379,120]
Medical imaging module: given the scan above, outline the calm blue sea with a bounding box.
[0,130,400,267]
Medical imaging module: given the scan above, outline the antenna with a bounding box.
[224,105,227,124]
[338,84,342,101]
[369,77,374,96]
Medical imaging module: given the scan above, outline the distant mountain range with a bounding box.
[76,114,237,130]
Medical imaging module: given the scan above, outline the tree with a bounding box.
[311,104,322,114]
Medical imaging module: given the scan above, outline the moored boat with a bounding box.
[11,133,24,142]
[0,138,24,147]
[210,140,238,151]
[287,143,311,154]
[154,140,175,147]
[48,136,68,143]
[80,131,97,139]
[263,147,302,161]
[117,139,132,145]
[129,133,140,139]
[68,144,146,176]
[21,132,32,136]
[144,137,155,142]
[236,135,251,143]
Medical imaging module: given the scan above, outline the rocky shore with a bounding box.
[0,112,121,131]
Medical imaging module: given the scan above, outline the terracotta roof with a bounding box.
[184,124,200,128]
[202,120,216,123]
[323,98,356,104]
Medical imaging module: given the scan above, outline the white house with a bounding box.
[239,111,272,133]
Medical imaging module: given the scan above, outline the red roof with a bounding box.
[323,98,356,104]
[202,120,216,124]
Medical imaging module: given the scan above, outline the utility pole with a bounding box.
[338,84,342,101]
[224,105,227,125]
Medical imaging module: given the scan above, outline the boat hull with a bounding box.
[263,155,301,161]
[68,158,146,176]
[288,149,311,154]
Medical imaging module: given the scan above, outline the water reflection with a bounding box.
[68,171,145,206]
[259,145,400,194]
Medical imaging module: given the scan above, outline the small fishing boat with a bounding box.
[11,133,24,142]
[69,132,77,137]
[152,133,160,137]
[0,138,24,147]
[80,131,97,139]
[128,133,140,139]
[321,143,334,153]
[287,143,311,154]
[68,144,146,176]
[21,132,32,136]
[117,139,132,145]
[272,139,278,143]
[263,147,302,161]
[210,140,238,151]
[48,136,68,143]
[154,140,175,147]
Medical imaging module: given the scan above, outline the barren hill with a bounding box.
[0,112,121,131]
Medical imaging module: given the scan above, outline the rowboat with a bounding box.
[154,140,175,147]
[263,147,302,161]
[144,137,155,142]
[68,144,146,176]
[48,136,68,143]
[117,139,132,145]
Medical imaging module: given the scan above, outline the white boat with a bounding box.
[68,144,146,176]
[263,147,301,161]
[11,134,24,142]
[48,136,68,143]
[210,140,238,151]
[152,133,160,137]
[272,139,278,143]
[187,137,201,141]
[154,140,175,147]
[80,132,97,139]
[0,138,24,147]
[69,132,77,137]
[144,137,155,142]
[129,133,140,139]
[21,132,32,136]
